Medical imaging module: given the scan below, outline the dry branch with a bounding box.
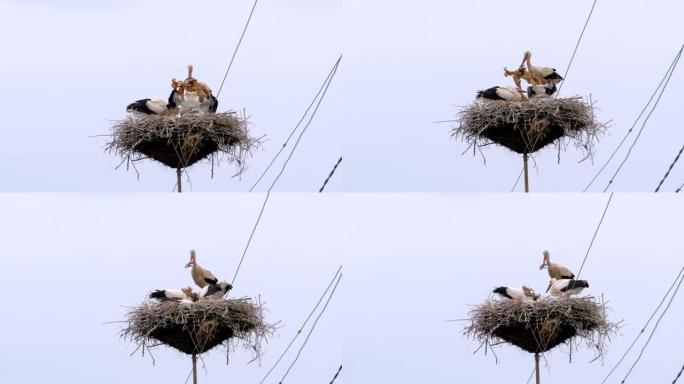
[452,97,608,155]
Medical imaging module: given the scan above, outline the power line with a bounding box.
[620,271,684,383]
[601,45,683,192]
[655,144,684,192]
[216,0,259,98]
[600,266,684,384]
[329,365,342,384]
[510,167,524,192]
[582,45,683,192]
[555,0,598,97]
[672,363,684,384]
[249,58,340,192]
[677,182,684,193]
[231,56,341,285]
[259,266,342,384]
[575,192,613,279]
[319,156,342,192]
[278,272,342,384]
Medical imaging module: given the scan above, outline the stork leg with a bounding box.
[177,167,183,193]
[192,353,198,384]
[523,152,530,193]
[535,352,541,384]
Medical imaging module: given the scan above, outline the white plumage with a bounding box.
[524,51,564,84]
[149,288,195,304]
[493,286,539,302]
[477,86,525,102]
[548,278,589,297]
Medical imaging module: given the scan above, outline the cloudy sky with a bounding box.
[344,194,683,383]
[0,194,343,383]
[343,0,684,192]
[0,0,342,192]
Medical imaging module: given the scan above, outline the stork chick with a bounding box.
[200,281,233,300]
[527,83,557,99]
[540,250,575,292]
[548,278,589,297]
[493,285,540,302]
[476,86,526,102]
[149,287,195,304]
[523,51,563,85]
[185,249,219,288]
[126,90,179,116]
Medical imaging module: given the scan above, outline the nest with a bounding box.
[121,298,273,356]
[453,97,607,155]
[464,297,618,354]
[107,112,259,170]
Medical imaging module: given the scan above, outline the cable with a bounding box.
[600,266,684,384]
[329,365,342,384]
[672,363,684,384]
[216,0,259,98]
[510,167,524,192]
[575,192,613,279]
[319,156,342,192]
[655,144,684,192]
[677,182,684,193]
[583,45,683,191]
[249,57,340,192]
[620,271,684,383]
[278,272,342,384]
[231,56,341,284]
[555,0,598,97]
[601,45,683,192]
[258,266,342,384]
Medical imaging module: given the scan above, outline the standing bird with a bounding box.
[548,278,589,297]
[523,51,563,84]
[185,249,219,288]
[476,86,526,102]
[199,282,233,300]
[540,250,574,292]
[493,285,540,301]
[527,83,557,99]
[149,287,198,304]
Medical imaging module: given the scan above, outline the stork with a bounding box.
[527,83,557,99]
[493,285,540,302]
[548,278,589,297]
[199,281,233,300]
[523,51,563,84]
[126,90,179,116]
[540,250,575,292]
[476,86,526,102]
[149,287,198,304]
[185,249,219,288]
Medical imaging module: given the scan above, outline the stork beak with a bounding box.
[539,264,546,270]
[545,281,552,293]
[185,262,192,268]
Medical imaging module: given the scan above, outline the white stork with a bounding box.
[548,278,589,297]
[523,51,563,84]
[185,249,219,288]
[149,287,198,304]
[126,90,180,115]
[492,285,540,302]
[527,83,557,99]
[199,282,233,300]
[477,86,526,102]
[540,250,575,292]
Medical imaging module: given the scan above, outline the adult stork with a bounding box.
[476,86,526,102]
[149,287,198,304]
[540,250,575,292]
[523,51,563,84]
[527,83,557,99]
[548,278,589,297]
[126,90,180,115]
[185,249,219,288]
[199,282,233,300]
[493,285,540,302]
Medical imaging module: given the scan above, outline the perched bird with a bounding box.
[548,278,589,297]
[476,86,526,102]
[523,51,563,84]
[202,94,219,113]
[199,281,233,299]
[185,249,219,288]
[527,83,557,99]
[493,285,540,301]
[126,90,180,115]
[540,250,575,292]
[149,287,197,304]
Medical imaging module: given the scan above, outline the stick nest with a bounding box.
[121,297,274,356]
[464,297,618,355]
[452,97,608,155]
[107,112,259,170]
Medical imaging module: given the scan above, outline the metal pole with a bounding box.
[523,153,530,193]
[535,352,541,384]
[192,353,198,384]
[177,167,183,193]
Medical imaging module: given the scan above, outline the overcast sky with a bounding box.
[344,194,683,383]
[343,0,684,192]
[0,194,342,383]
[0,0,342,192]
